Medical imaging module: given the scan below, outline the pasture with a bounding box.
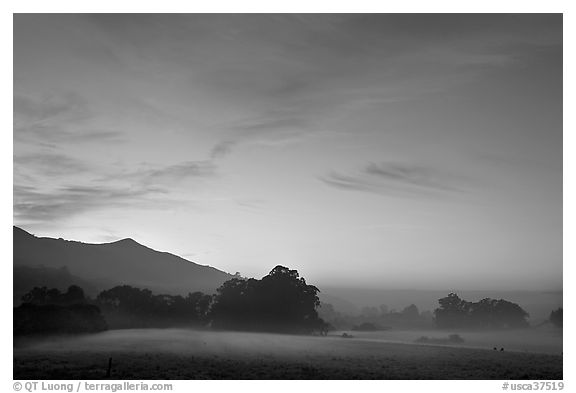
[14,328,562,379]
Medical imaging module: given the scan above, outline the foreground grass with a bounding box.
[13,329,562,380]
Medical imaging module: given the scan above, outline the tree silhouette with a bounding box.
[550,307,562,328]
[210,265,327,334]
[61,285,86,305]
[15,285,106,335]
[487,299,529,328]
[401,304,420,320]
[434,293,471,328]
[21,285,87,306]
[434,293,529,329]
[96,285,212,328]
[21,286,51,305]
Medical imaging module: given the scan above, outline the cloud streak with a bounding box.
[13,183,172,224]
[14,152,93,177]
[364,162,462,192]
[210,141,237,160]
[102,160,218,187]
[14,92,124,145]
[320,161,468,198]
[14,153,219,225]
[141,160,217,183]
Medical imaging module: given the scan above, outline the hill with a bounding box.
[13,226,234,295]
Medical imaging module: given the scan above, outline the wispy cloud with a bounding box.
[14,92,90,124]
[234,115,310,134]
[13,183,172,224]
[14,154,219,225]
[319,171,382,194]
[210,141,237,160]
[364,162,462,192]
[14,152,93,177]
[104,160,218,186]
[14,92,124,145]
[141,160,217,183]
[319,161,469,198]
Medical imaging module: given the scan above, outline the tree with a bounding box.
[434,293,529,329]
[186,291,213,321]
[258,266,322,332]
[21,286,50,305]
[96,285,212,328]
[434,293,471,328]
[401,304,420,320]
[490,299,529,328]
[208,278,257,330]
[15,285,106,335]
[468,298,498,328]
[550,308,562,328]
[97,285,154,315]
[379,304,389,316]
[61,285,86,305]
[21,285,87,306]
[210,265,326,334]
[14,303,107,335]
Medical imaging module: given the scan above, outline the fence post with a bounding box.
[106,357,112,378]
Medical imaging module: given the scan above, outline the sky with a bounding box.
[13,14,562,291]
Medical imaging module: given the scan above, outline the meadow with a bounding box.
[14,328,562,380]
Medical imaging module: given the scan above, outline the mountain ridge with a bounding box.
[13,226,234,295]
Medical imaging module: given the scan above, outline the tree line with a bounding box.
[14,285,106,335]
[14,267,561,336]
[433,293,530,329]
[14,265,328,336]
[318,302,434,330]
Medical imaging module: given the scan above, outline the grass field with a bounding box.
[13,329,562,380]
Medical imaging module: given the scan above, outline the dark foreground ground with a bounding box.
[13,329,562,380]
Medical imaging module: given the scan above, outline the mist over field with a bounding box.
[14,328,562,379]
[17,327,562,356]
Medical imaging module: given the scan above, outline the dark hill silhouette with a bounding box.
[13,226,234,295]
